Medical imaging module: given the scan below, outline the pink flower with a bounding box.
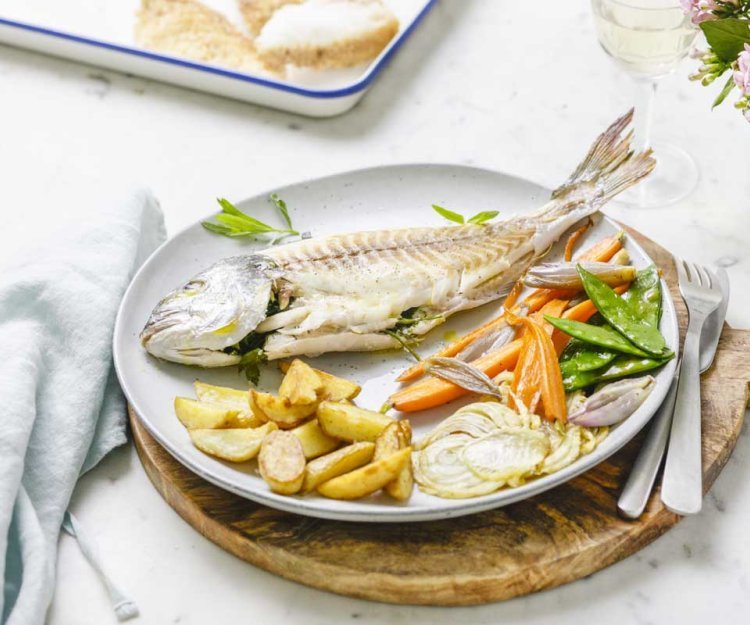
[680,0,719,24]
[734,44,750,96]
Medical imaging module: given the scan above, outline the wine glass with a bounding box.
[591,0,699,208]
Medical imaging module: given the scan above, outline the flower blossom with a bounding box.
[680,0,719,24]
[734,43,750,96]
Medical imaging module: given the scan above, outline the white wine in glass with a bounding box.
[591,0,699,208]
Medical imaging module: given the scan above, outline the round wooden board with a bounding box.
[129,227,750,606]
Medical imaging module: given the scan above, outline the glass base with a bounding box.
[616,143,699,209]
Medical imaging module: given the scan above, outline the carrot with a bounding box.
[533,299,569,334]
[389,340,523,412]
[503,279,525,311]
[507,304,567,421]
[564,222,592,262]
[394,233,624,384]
[578,231,624,262]
[532,319,568,422]
[511,325,542,414]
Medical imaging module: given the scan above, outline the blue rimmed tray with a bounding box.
[0,0,436,117]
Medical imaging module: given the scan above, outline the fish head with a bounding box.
[140,255,276,366]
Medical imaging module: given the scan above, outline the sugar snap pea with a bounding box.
[560,339,618,373]
[544,316,649,357]
[623,265,662,327]
[577,265,669,357]
[562,354,672,392]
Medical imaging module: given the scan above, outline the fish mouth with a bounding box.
[170,348,242,367]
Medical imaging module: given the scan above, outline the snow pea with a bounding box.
[623,265,662,328]
[560,338,618,373]
[562,353,672,392]
[544,316,650,357]
[577,265,669,358]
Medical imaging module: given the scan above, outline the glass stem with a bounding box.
[633,77,658,152]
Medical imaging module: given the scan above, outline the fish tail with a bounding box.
[551,108,656,204]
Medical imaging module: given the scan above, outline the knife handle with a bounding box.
[617,370,679,519]
[661,320,705,515]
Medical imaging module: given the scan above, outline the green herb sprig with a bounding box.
[385,330,423,362]
[202,195,299,242]
[237,348,266,385]
[431,204,499,225]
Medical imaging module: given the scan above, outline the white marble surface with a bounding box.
[0,1,748,623]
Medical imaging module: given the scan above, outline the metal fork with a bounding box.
[660,261,723,515]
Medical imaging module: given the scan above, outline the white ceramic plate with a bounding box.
[113,164,678,522]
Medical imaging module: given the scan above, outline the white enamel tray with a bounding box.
[113,164,678,522]
[0,0,436,117]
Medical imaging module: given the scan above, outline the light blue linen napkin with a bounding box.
[0,190,165,625]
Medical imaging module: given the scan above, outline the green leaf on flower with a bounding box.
[701,18,750,63]
[431,204,465,224]
[468,210,499,224]
[713,74,737,108]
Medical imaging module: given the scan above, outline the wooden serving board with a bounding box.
[129,228,750,606]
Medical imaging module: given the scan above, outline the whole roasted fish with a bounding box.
[141,111,654,369]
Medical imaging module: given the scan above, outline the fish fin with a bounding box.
[551,109,656,204]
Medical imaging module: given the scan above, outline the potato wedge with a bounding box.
[302,442,375,493]
[189,422,277,462]
[251,390,316,428]
[317,401,393,442]
[278,359,323,405]
[194,381,265,428]
[317,447,412,500]
[258,430,306,495]
[316,370,361,402]
[374,421,414,501]
[174,397,238,430]
[290,419,341,459]
[280,361,360,401]
[247,391,269,424]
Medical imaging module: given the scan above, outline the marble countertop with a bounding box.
[1,1,748,623]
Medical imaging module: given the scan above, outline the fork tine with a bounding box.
[700,264,717,290]
[685,263,703,286]
[674,257,689,285]
[696,264,709,288]
[694,263,709,288]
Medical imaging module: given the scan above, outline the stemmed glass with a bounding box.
[591,0,699,208]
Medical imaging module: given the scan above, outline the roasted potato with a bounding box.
[302,442,375,493]
[317,447,412,500]
[251,390,316,428]
[280,361,360,401]
[258,430,306,495]
[317,401,394,442]
[174,397,238,430]
[194,381,265,428]
[374,421,413,501]
[278,359,323,405]
[290,419,341,459]
[189,422,277,462]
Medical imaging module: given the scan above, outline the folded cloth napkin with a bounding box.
[0,190,165,625]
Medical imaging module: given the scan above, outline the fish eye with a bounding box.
[182,279,206,295]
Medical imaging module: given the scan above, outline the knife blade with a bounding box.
[699,266,730,372]
[617,265,730,519]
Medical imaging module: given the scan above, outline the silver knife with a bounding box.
[617,266,729,519]
[699,267,729,372]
